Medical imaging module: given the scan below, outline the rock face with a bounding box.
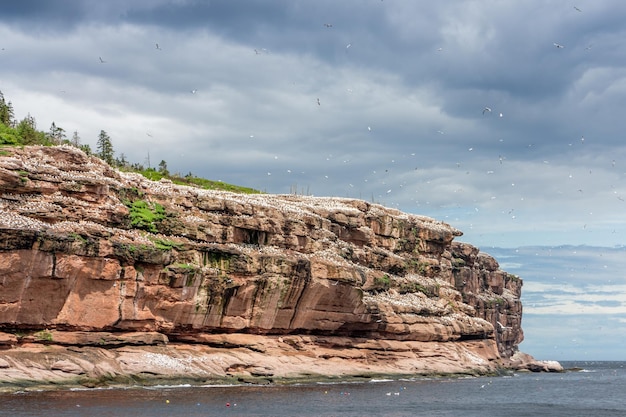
[0,146,560,389]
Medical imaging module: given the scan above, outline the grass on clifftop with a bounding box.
[134,167,261,194]
[0,143,261,194]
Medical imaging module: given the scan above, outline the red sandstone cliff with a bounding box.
[0,146,560,390]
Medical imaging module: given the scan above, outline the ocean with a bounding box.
[1,361,624,417]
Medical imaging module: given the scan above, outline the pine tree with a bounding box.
[158,159,169,176]
[116,153,128,168]
[16,114,45,145]
[48,122,66,144]
[0,91,15,127]
[71,130,81,147]
[79,144,92,155]
[96,130,114,165]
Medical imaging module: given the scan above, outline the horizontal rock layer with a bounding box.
[0,146,558,388]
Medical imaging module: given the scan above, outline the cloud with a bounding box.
[3,0,626,360]
[2,1,626,249]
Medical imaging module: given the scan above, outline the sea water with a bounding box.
[1,361,624,417]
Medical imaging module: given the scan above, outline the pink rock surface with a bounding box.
[0,146,557,389]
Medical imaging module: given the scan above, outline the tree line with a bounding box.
[0,90,260,193]
[0,90,170,175]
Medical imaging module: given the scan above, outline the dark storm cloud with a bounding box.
[0,0,125,31]
[0,0,86,24]
[125,0,291,36]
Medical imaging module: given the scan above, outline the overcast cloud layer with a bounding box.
[1,1,625,360]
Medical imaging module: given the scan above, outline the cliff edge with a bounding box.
[0,145,561,390]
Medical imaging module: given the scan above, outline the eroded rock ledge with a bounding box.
[0,146,561,390]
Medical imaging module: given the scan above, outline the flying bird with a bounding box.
[553,42,565,48]
[155,43,162,50]
[573,6,582,12]
[497,321,512,331]
[317,98,321,105]
[324,23,333,28]
[99,56,106,63]
[190,89,197,94]
[482,107,492,115]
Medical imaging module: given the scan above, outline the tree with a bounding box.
[48,122,66,144]
[115,153,128,168]
[96,130,114,165]
[16,114,46,145]
[71,130,81,147]
[0,122,19,145]
[158,159,169,176]
[0,91,15,127]
[79,143,92,155]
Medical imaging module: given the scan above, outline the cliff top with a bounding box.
[0,144,462,249]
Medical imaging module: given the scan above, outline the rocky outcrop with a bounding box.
[0,146,560,390]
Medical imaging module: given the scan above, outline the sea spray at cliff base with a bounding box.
[0,145,560,390]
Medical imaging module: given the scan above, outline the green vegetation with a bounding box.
[397,281,439,297]
[167,262,196,270]
[126,200,166,233]
[174,173,260,194]
[164,263,199,286]
[129,167,260,194]
[451,257,466,268]
[0,121,20,145]
[0,90,261,194]
[17,170,29,184]
[96,129,114,165]
[152,238,183,251]
[406,259,431,275]
[117,187,144,202]
[374,274,391,291]
[68,232,87,242]
[203,251,233,275]
[112,242,169,264]
[34,330,54,342]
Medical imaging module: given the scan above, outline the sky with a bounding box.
[0,0,624,361]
